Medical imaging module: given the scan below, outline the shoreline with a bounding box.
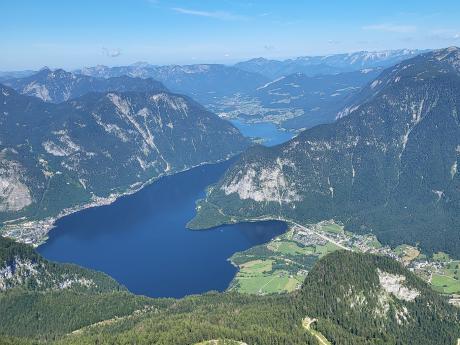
[1,154,239,247]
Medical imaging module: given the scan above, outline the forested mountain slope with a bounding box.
[0,84,248,243]
[190,47,460,256]
[1,245,458,345]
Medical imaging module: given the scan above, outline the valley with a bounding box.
[1,18,460,342]
[36,160,287,298]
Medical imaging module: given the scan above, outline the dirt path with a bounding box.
[302,317,331,345]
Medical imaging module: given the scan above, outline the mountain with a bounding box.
[235,49,425,79]
[75,63,269,105]
[0,236,122,293]
[1,248,458,344]
[0,84,249,244]
[189,47,460,256]
[3,68,166,103]
[212,68,381,130]
[299,251,460,345]
[0,236,158,341]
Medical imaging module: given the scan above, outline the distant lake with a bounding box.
[38,160,287,298]
[230,119,294,146]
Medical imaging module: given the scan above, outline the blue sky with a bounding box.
[1,0,460,69]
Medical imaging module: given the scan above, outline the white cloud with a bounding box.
[362,23,417,33]
[171,7,246,21]
[102,48,121,58]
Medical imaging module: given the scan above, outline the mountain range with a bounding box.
[235,49,425,79]
[3,68,166,103]
[0,80,248,244]
[190,47,460,257]
[75,63,269,106]
[2,49,427,133]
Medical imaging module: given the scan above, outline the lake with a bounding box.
[38,160,287,298]
[230,119,294,146]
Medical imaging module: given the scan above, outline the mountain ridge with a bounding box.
[0,83,249,244]
[190,47,460,256]
[3,68,167,103]
[235,49,425,78]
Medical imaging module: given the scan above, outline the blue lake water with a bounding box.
[38,160,287,298]
[230,119,294,146]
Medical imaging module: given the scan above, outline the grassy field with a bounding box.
[394,244,421,264]
[229,222,460,297]
[431,259,460,294]
[268,240,314,256]
[230,258,304,294]
[314,242,341,257]
[433,252,450,261]
[320,223,343,234]
[431,274,460,294]
[229,227,342,295]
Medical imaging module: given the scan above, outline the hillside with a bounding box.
[0,84,248,244]
[1,245,458,345]
[0,236,122,292]
[189,47,460,256]
[299,251,460,345]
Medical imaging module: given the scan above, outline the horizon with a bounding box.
[0,46,441,72]
[2,0,460,70]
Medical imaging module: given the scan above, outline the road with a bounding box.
[289,220,352,251]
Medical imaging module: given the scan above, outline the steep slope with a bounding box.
[1,249,457,344]
[0,236,123,292]
[0,237,158,341]
[76,63,269,105]
[190,47,460,256]
[300,251,460,345]
[4,68,166,103]
[235,49,424,79]
[0,85,248,243]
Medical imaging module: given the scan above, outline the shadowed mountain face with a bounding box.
[0,84,248,240]
[190,47,460,256]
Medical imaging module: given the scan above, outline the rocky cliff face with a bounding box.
[190,47,460,256]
